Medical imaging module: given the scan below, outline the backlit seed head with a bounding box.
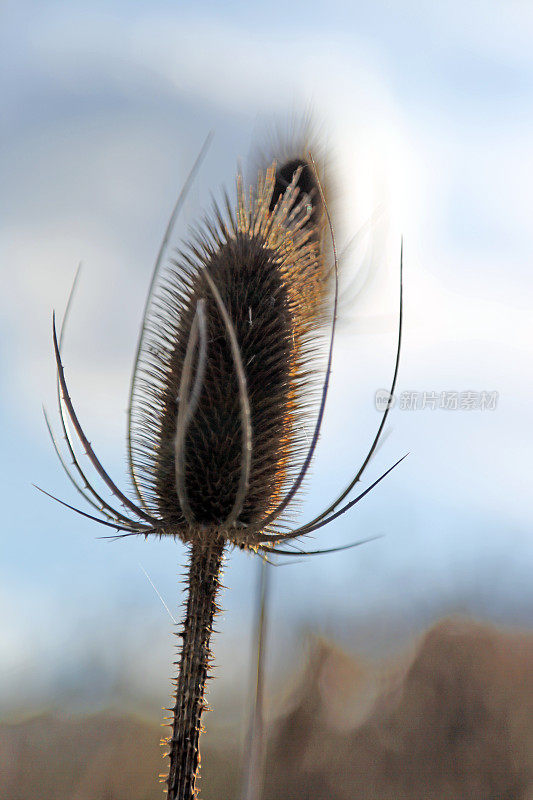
[129,161,330,544]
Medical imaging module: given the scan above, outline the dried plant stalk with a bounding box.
[168,537,225,799]
[42,133,404,799]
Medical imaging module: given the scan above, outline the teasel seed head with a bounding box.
[43,135,403,559]
[130,161,329,545]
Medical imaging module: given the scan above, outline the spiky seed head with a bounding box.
[130,160,330,545]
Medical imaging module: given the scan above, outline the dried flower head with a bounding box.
[43,145,403,556]
[129,161,328,545]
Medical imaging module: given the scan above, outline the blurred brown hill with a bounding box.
[2,617,532,799]
[0,712,240,800]
[265,617,533,800]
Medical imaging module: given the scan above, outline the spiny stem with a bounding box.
[167,536,225,799]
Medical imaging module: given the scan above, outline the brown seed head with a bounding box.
[129,161,330,545]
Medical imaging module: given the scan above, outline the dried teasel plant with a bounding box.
[40,132,404,799]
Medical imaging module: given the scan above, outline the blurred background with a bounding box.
[1,0,533,797]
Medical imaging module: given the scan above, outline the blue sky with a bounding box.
[1,0,533,716]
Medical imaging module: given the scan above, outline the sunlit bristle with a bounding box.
[270,157,323,235]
